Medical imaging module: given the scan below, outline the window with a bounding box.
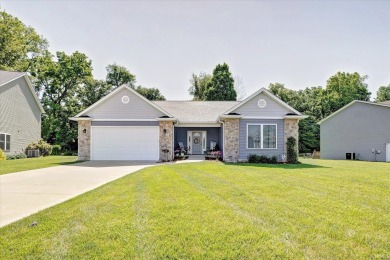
[247,124,277,149]
[0,133,11,151]
[263,125,276,148]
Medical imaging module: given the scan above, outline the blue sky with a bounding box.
[1,0,389,100]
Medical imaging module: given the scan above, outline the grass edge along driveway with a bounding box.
[0,156,78,175]
[0,159,389,259]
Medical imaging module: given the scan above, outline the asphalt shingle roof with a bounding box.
[0,71,26,86]
[153,101,240,123]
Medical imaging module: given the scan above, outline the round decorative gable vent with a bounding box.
[121,95,130,104]
[258,99,266,108]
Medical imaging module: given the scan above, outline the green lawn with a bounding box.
[0,159,389,259]
[0,156,78,175]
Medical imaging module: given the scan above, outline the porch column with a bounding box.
[223,118,240,162]
[78,120,91,160]
[159,120,174,161]
[284,119,299,155]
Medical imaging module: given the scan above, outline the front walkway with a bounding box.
[175,155,205,164]
[0,161,155,227]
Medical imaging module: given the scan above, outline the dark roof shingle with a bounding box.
[153,101,239,123]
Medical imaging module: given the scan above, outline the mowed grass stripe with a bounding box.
[0,160,389,259]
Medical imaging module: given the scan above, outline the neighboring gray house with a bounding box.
[319,100,390,162]
[0,71,44,155]
[71,85,307,162]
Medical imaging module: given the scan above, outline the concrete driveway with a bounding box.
[0,161,155,227]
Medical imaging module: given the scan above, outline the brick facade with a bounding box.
[78,120,91,160]
[159,120,174,161]
[223,118,240,162]
[284,119,299,155]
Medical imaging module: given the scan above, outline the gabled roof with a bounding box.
[73,84,174,119]
[0,71,26,85]
[0,70,45,113]
[318,100,390,124]
[224,87,303,116]
[153,101,239,123]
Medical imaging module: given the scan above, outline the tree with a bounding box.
[268,83,324,153]
[376,84,390,102]
[234,75,246,101]
[106,63,136,88]
[79,78,112,108]
[0,9,49,72]
[325,72,371,113]
[135,86,166,101]
[35,51,93,151]
[204,63,236,101]
[188,72,211,100]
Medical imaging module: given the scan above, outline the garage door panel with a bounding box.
[91,127,159,160]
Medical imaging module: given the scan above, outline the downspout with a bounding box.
[218,118,225,161]
[172,121,177,160]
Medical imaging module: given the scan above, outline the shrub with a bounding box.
[26,139,53,157]
[248,154,260,163]
[269,155,278,164]
[0,148,6,161]
[287,136,299,164]
[247,154,278,164]
[52,145,61,155]
[7,153,27,160]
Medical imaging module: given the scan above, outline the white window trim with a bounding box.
[246,124,277,150]
[0,132,11,152]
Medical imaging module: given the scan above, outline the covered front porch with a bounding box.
[174,126,223,155]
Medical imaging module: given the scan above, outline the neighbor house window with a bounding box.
[247,124,277,149]
[0,133,11,151]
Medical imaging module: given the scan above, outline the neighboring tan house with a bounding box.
[70,85,307,162]
[319,100,390,162]
[0,71,44,155]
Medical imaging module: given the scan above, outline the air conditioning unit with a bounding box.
[27,149,40,158]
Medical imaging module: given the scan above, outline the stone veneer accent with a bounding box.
[223,118,240,162]
[284,119,299,155]
[159,120,174,161]
[78,120,91,160]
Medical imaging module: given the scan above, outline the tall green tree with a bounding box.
[79,78,112,108]
[188,72,211,100]
[325,72,371,113]
[106,63,136,88]
[135,86,166,101]
[205,63,236,101]
[35,51,93,150]
[0,9,49,72]
[268,83,322,153]
[376,84,390,102]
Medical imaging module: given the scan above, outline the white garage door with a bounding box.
[91,126,159,160]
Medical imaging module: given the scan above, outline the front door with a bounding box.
[192,132,202,154]
[387,143,390,162]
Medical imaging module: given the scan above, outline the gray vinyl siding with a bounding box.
[85,88,166,119]
[174,127,221,151]
[0,77,41,154]
[320,102,390,162]
[233,93,290,117]
[238,119,284,160]
[92,121,159,126]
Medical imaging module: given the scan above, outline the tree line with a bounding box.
[1,9,389,153]
[1,10,165,152]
